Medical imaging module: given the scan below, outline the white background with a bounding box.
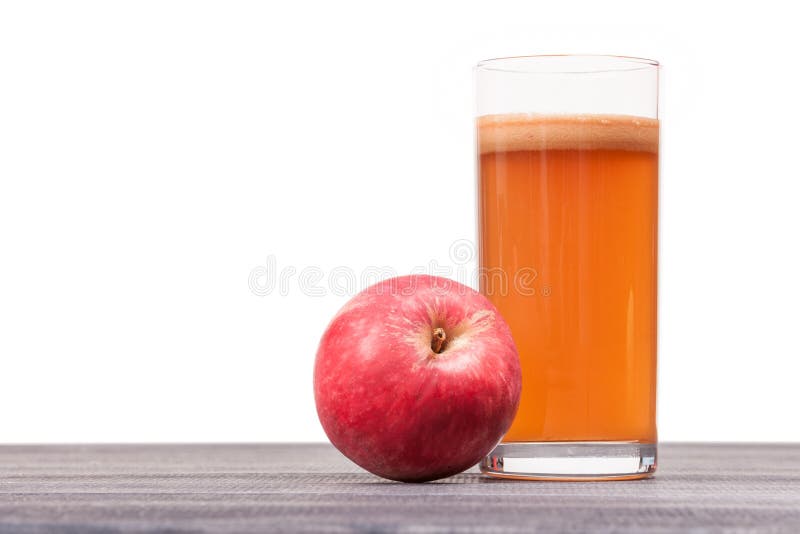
[1,1,798,443]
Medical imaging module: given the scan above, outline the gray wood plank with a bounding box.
[1,443,799,533]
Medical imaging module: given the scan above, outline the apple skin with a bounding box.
[314,274,521,482]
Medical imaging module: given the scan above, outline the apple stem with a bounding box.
[431,327,447,354]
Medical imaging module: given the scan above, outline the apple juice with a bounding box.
[477,114,658,444]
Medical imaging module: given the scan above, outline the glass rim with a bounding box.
[476,54,659,75]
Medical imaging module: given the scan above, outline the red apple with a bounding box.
[314,274,521,482]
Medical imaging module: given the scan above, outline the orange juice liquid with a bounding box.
[478,114,658,443]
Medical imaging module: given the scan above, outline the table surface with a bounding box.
[1,443,799,533]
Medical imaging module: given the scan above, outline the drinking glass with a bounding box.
[477,55,659,480]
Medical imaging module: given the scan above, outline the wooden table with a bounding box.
[1,443,799,532]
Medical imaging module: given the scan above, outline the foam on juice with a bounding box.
[478,114,659,154]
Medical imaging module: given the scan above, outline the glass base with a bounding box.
[481,441,657,481]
